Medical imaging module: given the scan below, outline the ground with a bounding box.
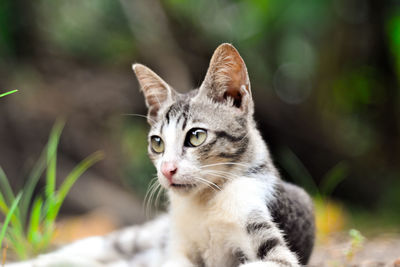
[309,233,400,267]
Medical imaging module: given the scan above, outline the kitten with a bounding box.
[7,43,314,267]
[132,43,314,267]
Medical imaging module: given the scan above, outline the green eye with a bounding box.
[150,136,164,153]
[185,128,207,147]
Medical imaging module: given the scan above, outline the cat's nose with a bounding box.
[161,161,178,183]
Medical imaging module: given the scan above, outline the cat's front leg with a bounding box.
[162,233,197,267]
[242,217,300,267]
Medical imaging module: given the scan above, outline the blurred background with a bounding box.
[0,0,399,254]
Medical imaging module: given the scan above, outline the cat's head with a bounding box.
[133,43,259,195]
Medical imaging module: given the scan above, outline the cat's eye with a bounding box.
[185,128,207,147]
[150,136,164,153]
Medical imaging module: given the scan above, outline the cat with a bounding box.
[7,43,314,267]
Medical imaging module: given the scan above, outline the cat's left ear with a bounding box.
[198,43,253,113]
[132,64,176,125]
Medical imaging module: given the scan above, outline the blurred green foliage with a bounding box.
[0,0,399,230]
[37,0,136,63]
[387,12,400,80]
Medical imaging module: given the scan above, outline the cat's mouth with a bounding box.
[170,183,197,190]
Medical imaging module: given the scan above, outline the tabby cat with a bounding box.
[9,43,314,267]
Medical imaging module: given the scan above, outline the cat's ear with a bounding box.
[198,43,252,112]
[132,64,176,124]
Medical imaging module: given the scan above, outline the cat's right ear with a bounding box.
[197,43,253,113]
[132,64,176,125]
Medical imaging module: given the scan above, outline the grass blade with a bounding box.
[19,120,64,235]
[40,151,104,247]
[19,150,47,226]
[6,228,29,260]
[45,120,65,199]
[0,192,8,216]
[0,167,15,205]
[27,197,43,244]
[52,151,104,220]
[0,89,18,98]
[0,168,24,233]
[0,193,22,251]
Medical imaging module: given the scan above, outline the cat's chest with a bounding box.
[169,178,271,265]
[172,197,248,266]
[180,200,243,240]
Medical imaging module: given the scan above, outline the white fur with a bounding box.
[165,174,282,267]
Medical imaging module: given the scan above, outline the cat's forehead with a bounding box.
[150,90,241,133]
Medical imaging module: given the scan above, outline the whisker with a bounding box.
[147,183,162,217]
[122,113,157,124]
[155,185,165,209]
[200,162,250,169]
[144,177,161,218]
[143,177,158,208]
[202,169,242,179]
[194,179,218,192]
[202,171,236,181]
[192,176,221,191]
[144,183,156,217]
[150,182,162,207]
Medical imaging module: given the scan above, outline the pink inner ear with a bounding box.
[218,54,250,108]
[200,43,252,110]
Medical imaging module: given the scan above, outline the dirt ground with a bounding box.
[309,233,400,267]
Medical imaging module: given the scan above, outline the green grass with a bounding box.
[0,194,22,253]
[0,90,18,98]
[345,229,365,260]
[0,120,104,259]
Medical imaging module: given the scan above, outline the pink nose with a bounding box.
[161,162,178,183]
